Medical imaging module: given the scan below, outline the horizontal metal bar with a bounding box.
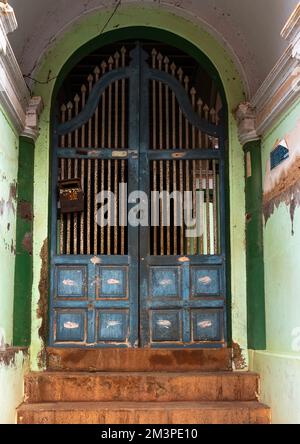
[57,148,133,158]
[146,300,225,309]
[53,300,131,309]
[57,67,129,135]
[146,255,225,266]
[148,149,221,160]
[52,255,131,265]
[150,343,225,349]
[147,68,222,137]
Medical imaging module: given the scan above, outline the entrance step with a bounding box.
[24,371,260,403]
[46,348,232,372]
[17,401,270,424]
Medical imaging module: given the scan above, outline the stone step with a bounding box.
[46,348,232,372]
[17,401,271,424]
[25,371,259,403]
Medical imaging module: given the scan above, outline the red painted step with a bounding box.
[24,371,259,403]
[46,347,232,372]
[17,401,271,424]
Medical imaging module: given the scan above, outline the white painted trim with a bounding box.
[250,4,300,137]
[235,102,259,146]
[0,2,31,134]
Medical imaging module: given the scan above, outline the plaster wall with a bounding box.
[0,107,29,424]
[250,98,300,424]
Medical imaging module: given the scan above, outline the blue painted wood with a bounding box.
[55,310,86,343]
[56,266,87,299]
[50,41,228,348]
[191,267,221,297]
[191,309,223,342]
[97,310,129,342]
[151,310,182,342]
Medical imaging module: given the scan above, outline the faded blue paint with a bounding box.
[98,311,129,342]
[191,268,221,296]
[57,266,86,298]
[98,268,128,299]
[150,268,180,299]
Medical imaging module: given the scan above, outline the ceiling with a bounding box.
[7,0,299,98]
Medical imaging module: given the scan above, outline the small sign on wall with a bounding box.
[270,139,289,170]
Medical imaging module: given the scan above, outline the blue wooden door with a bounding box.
[50,42,227,348]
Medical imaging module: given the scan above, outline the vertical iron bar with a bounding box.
[80,84,86,255]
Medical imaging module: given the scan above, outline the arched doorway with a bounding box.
[50,37,228,348]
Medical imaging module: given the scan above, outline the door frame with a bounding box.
[49,27,231,348]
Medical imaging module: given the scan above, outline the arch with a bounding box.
[30,6,247,368]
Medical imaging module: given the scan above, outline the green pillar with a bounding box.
[13,136,35,346]
[244,139,266,350]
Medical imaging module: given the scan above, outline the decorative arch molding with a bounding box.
[22,2,250,99]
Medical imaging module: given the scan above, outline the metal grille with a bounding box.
[59,158,128,255]
[150,159,220,256]
[57,43,221,258]
[149,50,220,151]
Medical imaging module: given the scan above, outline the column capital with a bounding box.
[235,102,260,146]
[22,97,44,142]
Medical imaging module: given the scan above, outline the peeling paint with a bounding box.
[232,342,247,370]
[6,182,17,215]
[178,256,190,263]
[0,198,4,216]
[157,320,171,328]
[64,322,79,329]
[198,276,212,285]
[106,320,121,328]
[198,320,212,328]
[107,279,120,285]
[18,200,33,221]
[0,347,28,368]
[263,121,300,233]
[159,279,172,286]
[36,239,49,368]
[22,232,33,254]
[63,279,75,286]
[90,256,101,265]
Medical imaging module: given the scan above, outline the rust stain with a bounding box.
[22,232,33,255]
[37,239,49,369]
[172,152,186,159]
[10,239,16,255]
[0,347,28,367]
[6,182,17,215]
[263,156,300,234]
[18,201,33,221]
[91,256,101,265]
[0,198,4,216]
[232,342,247,370]
[178,257,190,263]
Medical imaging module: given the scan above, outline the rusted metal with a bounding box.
[59,179,84,214]
[80,84,86,255]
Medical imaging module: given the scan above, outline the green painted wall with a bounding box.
[0,351,29,424]
[13,137,35,346]
[250,98,300,424]
[0,106,19,346]
[244,140,266,349]
[29,4,248,368]
[0,107,29,424]
[261,98,300,353]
